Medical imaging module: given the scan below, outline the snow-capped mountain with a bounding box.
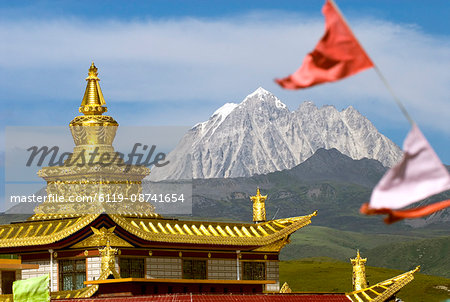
[150,87,402,180]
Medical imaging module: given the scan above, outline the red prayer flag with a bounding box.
[275,0,374,89]
[361,124,450,223]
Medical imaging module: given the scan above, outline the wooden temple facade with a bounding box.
[0,64,419,302]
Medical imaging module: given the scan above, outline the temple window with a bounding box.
[59,259,86,291]
[119,258,145,278]
[242,261,266,280]
[182,259,206,279]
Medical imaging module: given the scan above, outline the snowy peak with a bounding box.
[241,87,288,110]
[149,89,402,180]
[246,86,271,98]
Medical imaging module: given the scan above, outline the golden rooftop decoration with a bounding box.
[71,226,133,248]
[346,266,420,302]
[250,187,267,223]
[98,239,121,279]
[279,282,292,293]
[70,62,117,127]
[351,250,368,291]
[79,62,107,115]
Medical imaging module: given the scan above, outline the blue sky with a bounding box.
[1,0,449,35]
[1,0,449,203]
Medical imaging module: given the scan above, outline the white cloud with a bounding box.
[0,12,449,137]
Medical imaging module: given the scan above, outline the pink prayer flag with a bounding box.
[361,124,450,223]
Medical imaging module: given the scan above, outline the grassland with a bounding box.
[280,226,450,278]
[365,235,450,278]
[280,226,421,261]
[279,258,450,302]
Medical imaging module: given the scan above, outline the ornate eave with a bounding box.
[109,211,317,247]
[0,212,316,249]
[346,266,420,302]
[50,285,98,300]
[0,215,98,248]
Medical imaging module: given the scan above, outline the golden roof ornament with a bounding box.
[79,62,107,115]
[250,187,267,223]
[98,238,121,279]
[70,63,118,128]
[279,282,292,293]
[350,249,368,291]
[72,227,133,248]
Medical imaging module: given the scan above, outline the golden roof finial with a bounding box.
[79,62,107,115]
[351,249,367,266]
[87,62,98,78]
[250,187,267,223]
[351,249,368,291]
[98,235,120,279]
[280,282,292,293]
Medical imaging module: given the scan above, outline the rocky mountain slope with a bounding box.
[159,148,448,230]
[150,87,402,180]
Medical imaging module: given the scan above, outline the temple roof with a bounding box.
[109,212,316,246]
[0,212,316,249]
[0,215,97,248]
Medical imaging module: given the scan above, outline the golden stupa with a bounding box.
[33,63,157,219]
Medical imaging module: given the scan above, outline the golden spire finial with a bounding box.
[87,62,98,78]
[79,62,107,115]
[351,250,368,291]
[250,187,267,223]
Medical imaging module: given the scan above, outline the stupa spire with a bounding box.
[79,62,107,115]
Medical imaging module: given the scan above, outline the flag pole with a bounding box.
[371,66,415,126]
[328,0,415,126]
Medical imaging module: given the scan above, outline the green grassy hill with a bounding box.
[280,226,420,261]
[280,226,450,278]
[279,258,450,302]
[365,236,450,278]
